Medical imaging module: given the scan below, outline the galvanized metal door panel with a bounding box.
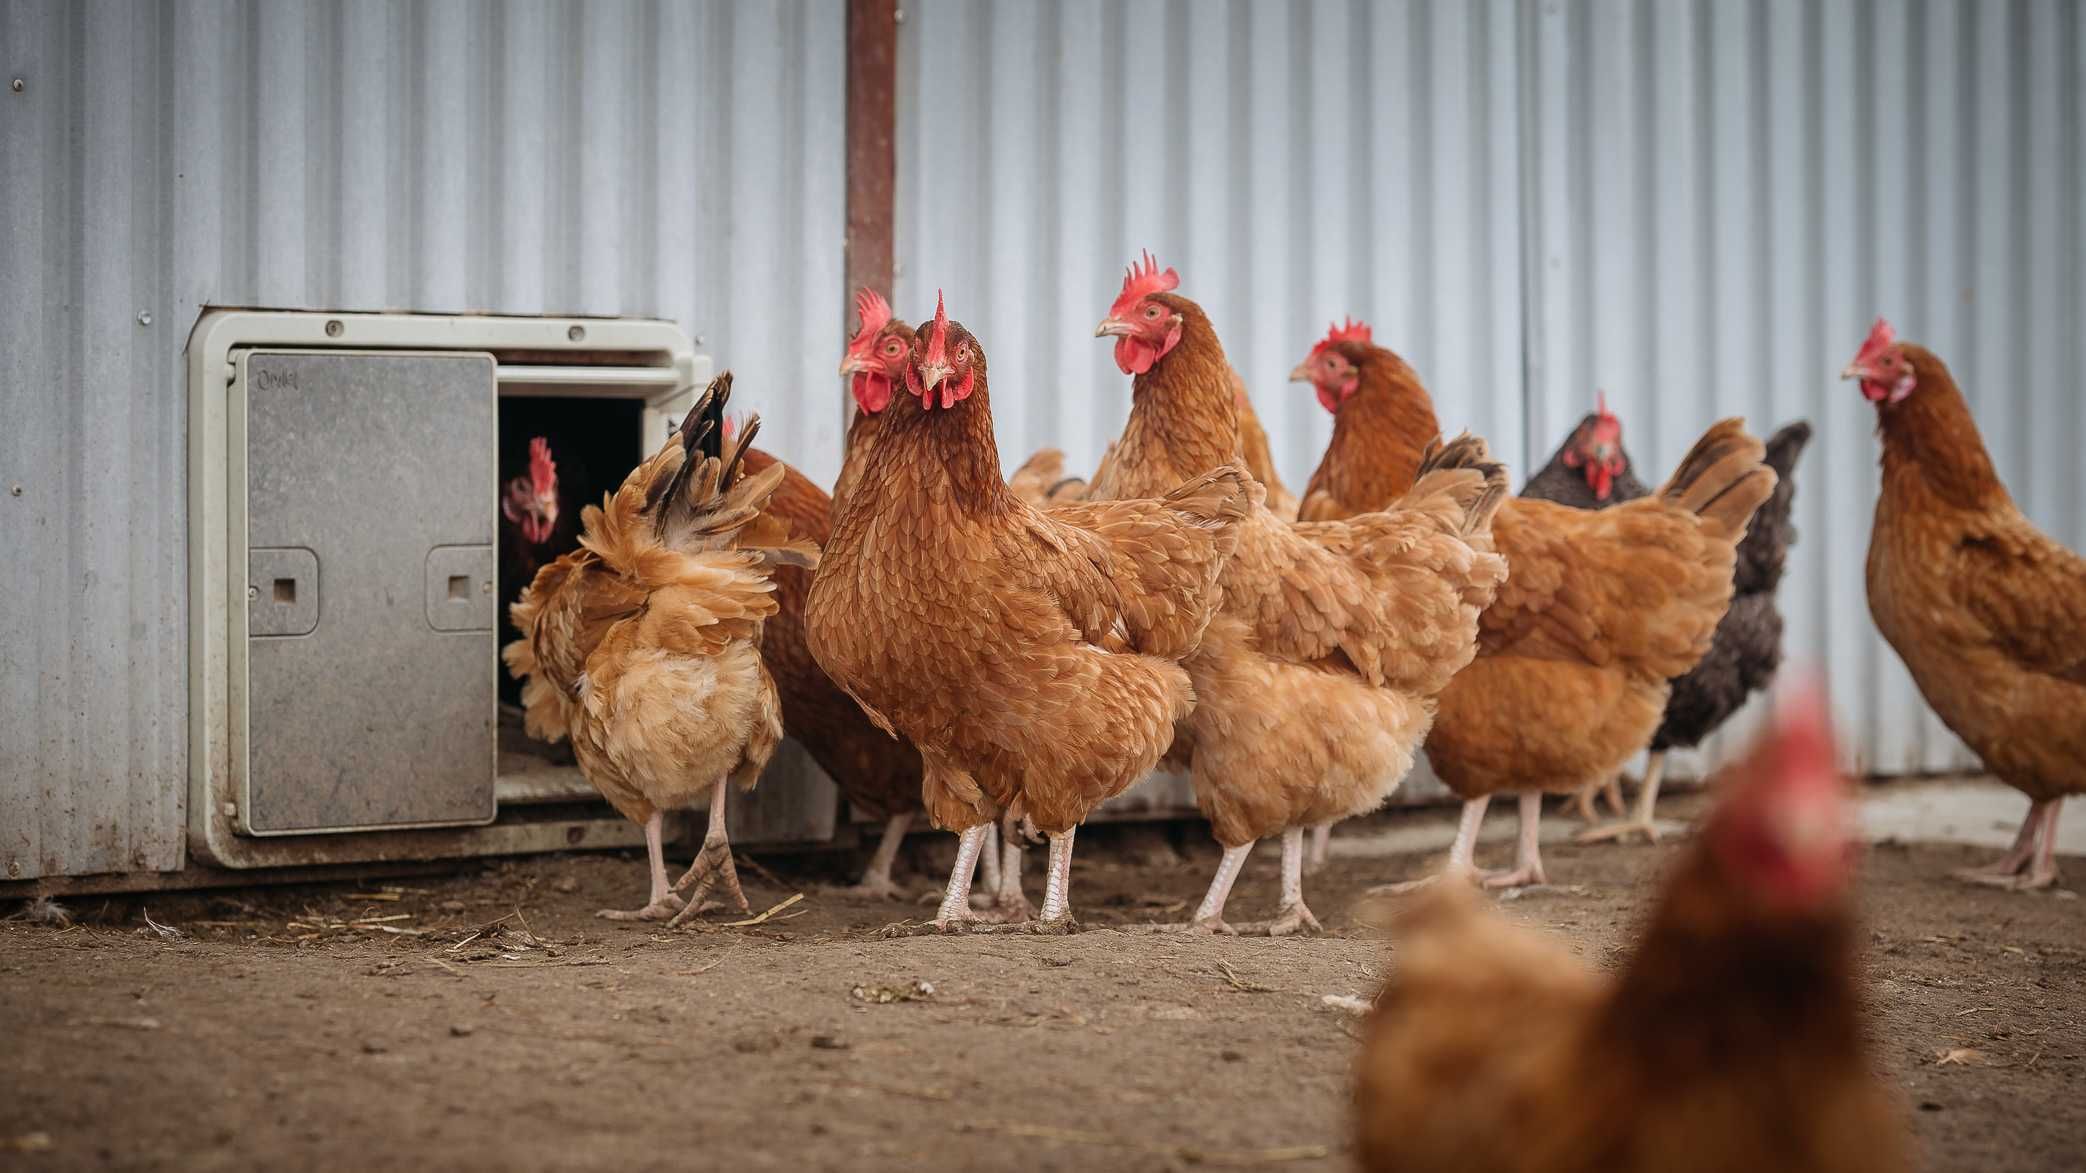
[241,351,497,834]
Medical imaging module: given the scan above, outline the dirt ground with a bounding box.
[3,794,2081,1173]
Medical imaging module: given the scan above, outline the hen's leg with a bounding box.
[1034,827,1078,932]
[668,778,750,926]
[1576,751,1669,844]
[829,812,913,901]
[2022,800,2065,890]
[974,822,1003,907]
[1188,842,1252,934]
[1268,826,1324,937]
[1304,822,1333,874]
[597,811,687,921]
[1953,798,2049,887]
[1481,792,1549,890]
[991,834,1035,923]
[1370,795,1489,895]
[933,824,992,930]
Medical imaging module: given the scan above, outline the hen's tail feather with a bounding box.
[647,371,733,540]
[1045,476,1089,504]
[1658,418,1778,542]
[1007,447,1068,506]
[1764,419,1814,480]
[1404,432,1508,537]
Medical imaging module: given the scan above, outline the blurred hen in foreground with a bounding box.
[1356,682,1909,1173]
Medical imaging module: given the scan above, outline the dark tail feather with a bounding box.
[1764,420,1813,480]
[647,371,733,537]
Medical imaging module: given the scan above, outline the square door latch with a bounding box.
[249,547,320,636]
[424,545,496,632]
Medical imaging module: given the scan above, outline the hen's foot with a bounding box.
[668,842,750,926]
[987,891,1036,924]
[1479,863,1548,891]
[1365,876,1439,897]
[595,894,686,922]
[824,875,909,902]
[1953,861,2061,891]
[1027,915,1079,935]
[1182,914,1239,936]
[1266,901,1323,937]
[1575,816,1661,845]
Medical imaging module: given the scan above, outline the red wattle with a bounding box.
[853,372,893,414]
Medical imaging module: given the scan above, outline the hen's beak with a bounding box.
[839,353,876,378]
[1094,317,1136,339]
[915,360,953,392]
[1287,360,1313,383]
[1839,363,1871,381]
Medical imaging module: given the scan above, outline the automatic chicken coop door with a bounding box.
[187,311,703,868]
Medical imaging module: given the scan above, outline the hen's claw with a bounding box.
[1185,915,1239,936]
[1267,901,1323,937]
[1953,863,2060,891]
[1479,863,1548,891]
[989,891,1037,924]
[596,894,686,922]
[825,875,909,902]
[1576,817,1661,845]
[668,841,750,926]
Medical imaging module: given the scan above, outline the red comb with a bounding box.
[1853,317,1896,365]
[847,288,892,356]
[1596,389,1611,420]
[1109,250,1180,319]
[924,290,951,366]
[1309,316,1373,358]
[527,437,556,495]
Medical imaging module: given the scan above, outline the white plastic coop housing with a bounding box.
[183,310,740,871]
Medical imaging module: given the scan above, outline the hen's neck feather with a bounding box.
[1876,348,2009,513]
[847,375,1012,524]
[1305,350,1441,516]
[1602,848,1866,1069]
[1108,299,1240,496]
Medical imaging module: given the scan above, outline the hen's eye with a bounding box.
[883,339,903,357]
[1144,304,1163,320]
[958,345,972,361]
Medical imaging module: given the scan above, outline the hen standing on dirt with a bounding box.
[1845,318,2086,890]
[807,294,1252,931]
[1355,682,1910,1173]
[1293,325,1775,890]
[1091,258,1509,932]
[1524,406,1816,843]
[504,375,817,923]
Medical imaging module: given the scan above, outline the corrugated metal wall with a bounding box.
[898,0,2086,782]
[894,0,1530,491]
[0,0,846,879]
[1522,0,2086,777]
[7,0,2080,878]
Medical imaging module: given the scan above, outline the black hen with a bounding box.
[1524,412,1812,840]
[1520,411,1652,508]
[1650,421,1811,752]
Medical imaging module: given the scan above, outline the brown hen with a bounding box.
[808,293,1253,930]
[1293,324,1775,889]
[1090,257,1508,932]
[1355,684,1910,1173]
[1845,318,2086,889]
[504,374,816,923]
